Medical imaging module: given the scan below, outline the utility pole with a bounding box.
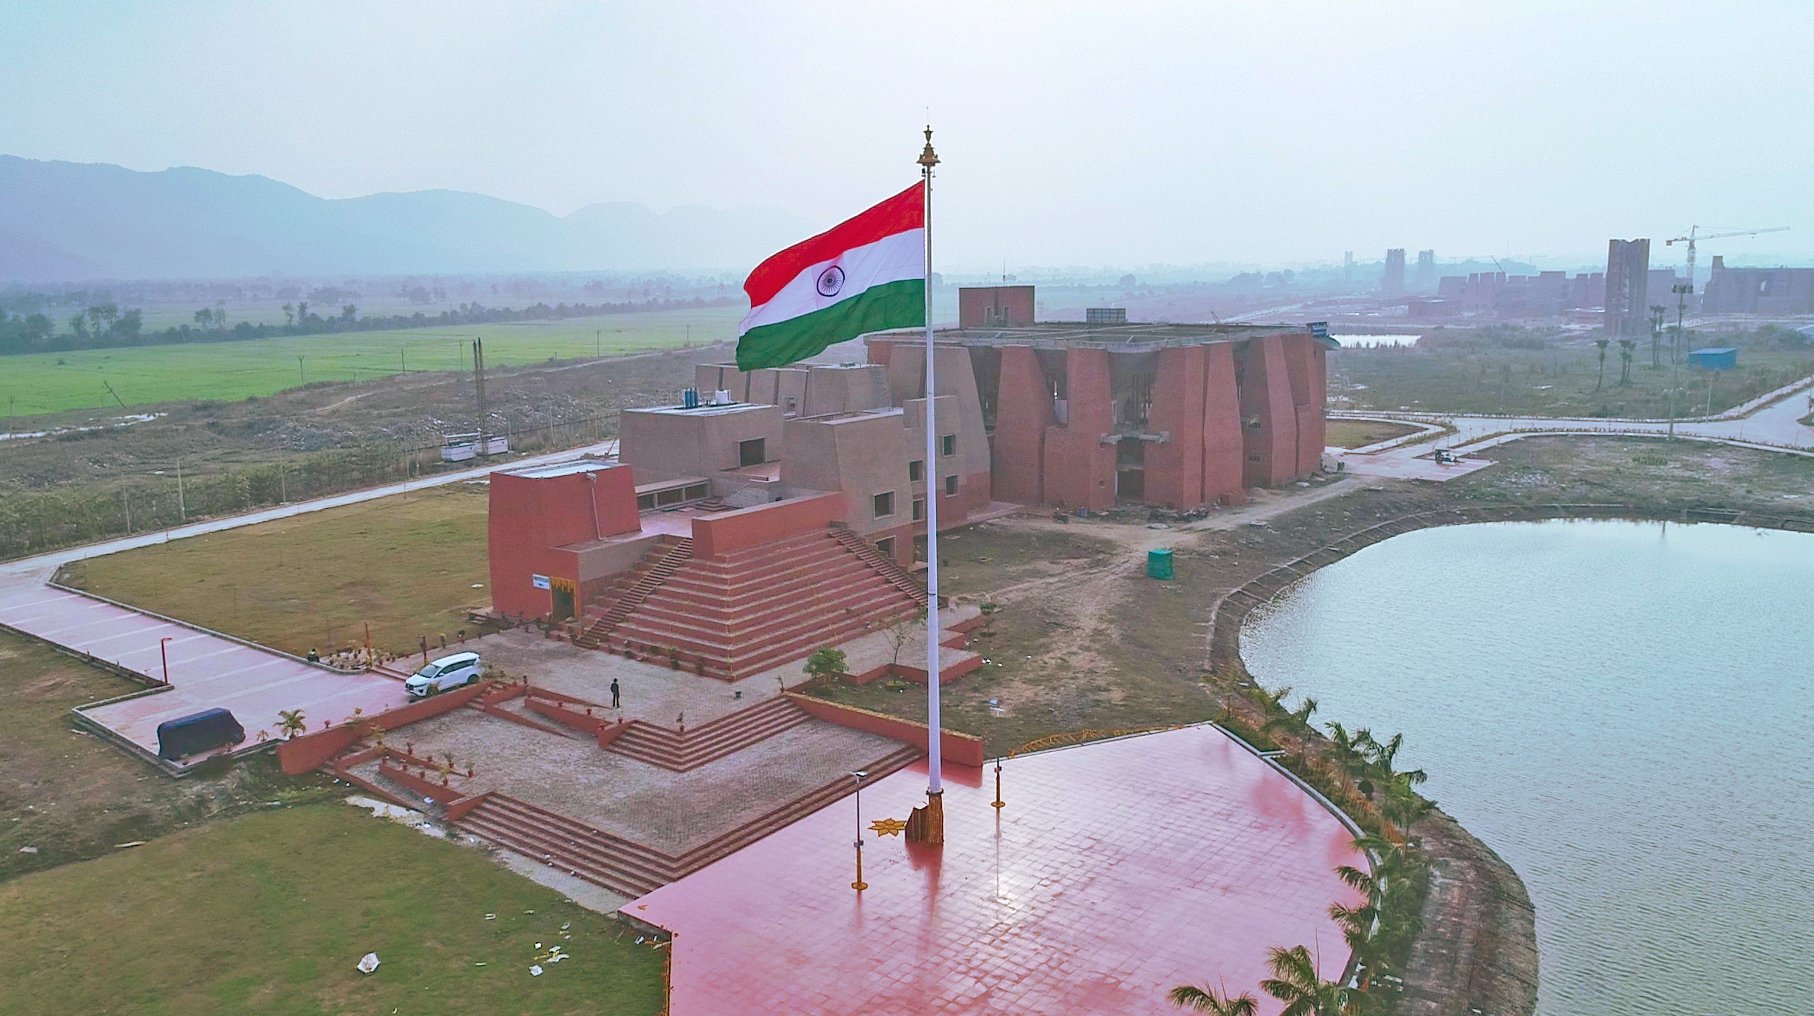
[472,337,488,455]
[400,347,407,373]
[122,491,131,534]
[297,356,306,385]
[176,461,187,521]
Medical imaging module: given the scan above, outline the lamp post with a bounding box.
[850,769,869,891]
[1668,283,1691,439]
[159,636,172,685]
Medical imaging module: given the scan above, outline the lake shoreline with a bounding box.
[1208,502,1814,1016]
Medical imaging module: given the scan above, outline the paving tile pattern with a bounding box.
[627,726,1366,1016]
[383,707,909,856]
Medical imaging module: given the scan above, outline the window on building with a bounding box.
[941,434,956,457]
[909,459,924,481]
[912,497,925,521]
[875,537,896,559]
[684,483,710,501]
[944,475,958,496]
[738,437,766,467]
[656,487,685,507]
[636,493,657,510]
[783,396,799,416]
[872,491,895,518]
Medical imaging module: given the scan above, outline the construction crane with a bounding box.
[1665,225,1790,293]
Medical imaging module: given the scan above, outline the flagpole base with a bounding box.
[906,790,944,846]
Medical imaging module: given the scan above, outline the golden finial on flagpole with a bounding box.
[918,124,939,171]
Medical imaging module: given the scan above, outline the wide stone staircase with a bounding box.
[604,696,814,771]
[583,528,925,680]
[829,522,930,610]
[453,742,923,897]
[570,536,695,650]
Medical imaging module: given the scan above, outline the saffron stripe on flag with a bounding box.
[743,181,924,308]
[738,228,925,334]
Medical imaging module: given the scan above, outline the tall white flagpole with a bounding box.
[917,125,944,829]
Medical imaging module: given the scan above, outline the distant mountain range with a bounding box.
[0,155,810,283]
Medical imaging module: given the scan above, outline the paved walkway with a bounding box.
[625,725,1364,1016]
[0,440,618,768]
[0,584,403,766]
[1334,375,1814,480]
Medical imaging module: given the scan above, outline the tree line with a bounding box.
[0,295,740,357]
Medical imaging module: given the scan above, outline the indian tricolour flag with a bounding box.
[735,181,925,371]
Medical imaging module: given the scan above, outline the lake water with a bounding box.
[1240,520,1814,1016]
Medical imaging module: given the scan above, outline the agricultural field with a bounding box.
[0,803,666,1015]
[1331,327,1814,419]
[61,486,491,658]
[0,305,745,416]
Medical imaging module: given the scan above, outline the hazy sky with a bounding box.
[5,1,1811,271]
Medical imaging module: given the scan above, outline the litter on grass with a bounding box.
[357,953,381,975]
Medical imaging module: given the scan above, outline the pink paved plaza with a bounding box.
[626,725,1365,1015]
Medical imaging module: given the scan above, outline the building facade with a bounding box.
[958,285,1036,328]
[867,321,1330,513]
[1605,238,1651,336]
[1382,248,1407,297]
[490,295,1331,630]
[1701,256,1814,315]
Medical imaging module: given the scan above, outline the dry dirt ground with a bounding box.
[840,436,1814,756]
[2,342,721,557]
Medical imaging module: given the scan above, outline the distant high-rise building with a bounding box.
[1415,249,1436,290]
[1604,238,1651,336]
[1382,248,1406,297]
[1344,251,1354,287]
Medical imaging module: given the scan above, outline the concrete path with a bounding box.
[0,440,618,769]
[0,584,405,767]
[1333,374,1814,480]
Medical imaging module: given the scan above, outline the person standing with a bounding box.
[610,678,621,709]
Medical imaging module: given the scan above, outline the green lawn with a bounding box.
[1,305,744,415]
[1325,418,1423,449]
[0,630,319,879]
[0,804,666,1015]
[62,485,490,657]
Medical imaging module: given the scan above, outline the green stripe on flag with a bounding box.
[736,278,925,371]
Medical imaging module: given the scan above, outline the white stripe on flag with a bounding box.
[739,227,925,335]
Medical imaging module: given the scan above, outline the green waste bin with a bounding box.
[1146,548,1174,580]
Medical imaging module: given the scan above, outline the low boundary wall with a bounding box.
[277,681,493,774]
[785,692,984,768]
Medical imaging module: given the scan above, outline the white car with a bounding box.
[405,651,482,699]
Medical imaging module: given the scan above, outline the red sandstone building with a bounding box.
[489,288,1329,662]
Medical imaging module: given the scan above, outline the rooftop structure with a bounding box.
[870,317,1331,511]
[1382,247,1407,297]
